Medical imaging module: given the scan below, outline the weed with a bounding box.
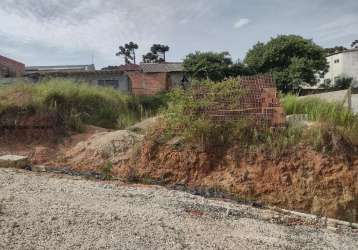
[100,161,113,180]
[0,199,4,215]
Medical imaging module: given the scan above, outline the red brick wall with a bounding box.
[127,71,169,96]
[0,55,25,77]
[192,75,286,128]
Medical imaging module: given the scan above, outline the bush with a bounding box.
[164,78,249,148]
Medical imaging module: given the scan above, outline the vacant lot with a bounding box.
[0,169,357,250]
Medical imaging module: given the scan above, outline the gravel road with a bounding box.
[0,168,357,250]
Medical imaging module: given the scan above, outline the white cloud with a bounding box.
[0,0,214,66]
[234,18,251,29]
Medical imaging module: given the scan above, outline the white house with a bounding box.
[318,49,358,86]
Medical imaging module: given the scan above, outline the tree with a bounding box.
[352,40,358,49]
[324,46,347,55]
[244,35,328,92]
[142,52,159,63]
[116,41,138,64]
[125,42,139,64]
[183,51,239,81]
[150,44,170,62]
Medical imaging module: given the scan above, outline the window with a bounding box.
[334,59,340,63]
[97,79,119,88]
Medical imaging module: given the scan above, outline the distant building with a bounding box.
[128,62,187,96]
[26,69,131,93]
[0,54,25,77]
[26,62,187,96]
[25,64,95,74]
[318,49,358,86]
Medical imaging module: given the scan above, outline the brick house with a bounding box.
[25,62,186,96]
[128,63,186,96]
[0,54,25,77]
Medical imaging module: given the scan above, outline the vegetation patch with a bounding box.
[0,79,165,132]
[161,78,358,157]
[281,94,358,155]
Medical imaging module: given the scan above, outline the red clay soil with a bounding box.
[118,140,358,222]
[0,126,357,222]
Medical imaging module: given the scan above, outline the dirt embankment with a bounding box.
[116,140,358,223]
[0,117,357,222]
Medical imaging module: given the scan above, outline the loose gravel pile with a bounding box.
[0,168,357,250]
[64,130,143,170]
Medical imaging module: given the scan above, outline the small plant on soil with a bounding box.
[0,199,4,215]
[100,161,113,180]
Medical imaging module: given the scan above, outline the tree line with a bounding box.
[184,36,358,93]
[115,42,170,64]
[113,37,357,93]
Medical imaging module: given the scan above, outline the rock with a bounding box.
[0,155,28,169]
[31,165,47,172]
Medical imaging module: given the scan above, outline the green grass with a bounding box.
[0,79,167,131]
[281,94,358,151]
[161,79,358,156]
[281,94,357,128]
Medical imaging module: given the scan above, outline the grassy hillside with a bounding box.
[0,79,166,131]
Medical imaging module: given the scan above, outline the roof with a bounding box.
[25,64,95,73]
[110,64,140,71]
[26,69,124,78]
[327,48,358,57]
[140,62,183,73]
[0,54,25,67]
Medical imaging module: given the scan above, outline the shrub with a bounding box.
[164,78,249,148]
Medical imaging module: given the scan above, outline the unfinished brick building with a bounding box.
[193,75,286,127]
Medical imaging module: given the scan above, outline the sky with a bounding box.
[0,0,357,68]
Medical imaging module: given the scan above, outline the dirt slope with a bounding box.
[0,168,357,250]
[0,119,357,223]
[119,141,358,222]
